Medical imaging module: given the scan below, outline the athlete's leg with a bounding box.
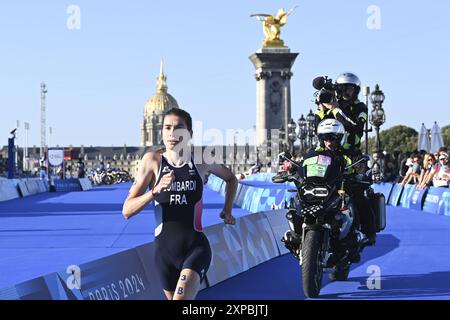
[172,269,201,300]
[154,241,179,300]
[163,290,174,300]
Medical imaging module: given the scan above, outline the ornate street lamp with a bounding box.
[369,84,386,155]
[287,118,297,155]
[297,114,307,154]
[362,86,372,155]
[306,109,316,149]
[279,126,287,153]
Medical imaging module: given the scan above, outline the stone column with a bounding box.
[249,47,298,147]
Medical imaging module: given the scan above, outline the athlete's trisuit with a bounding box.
[152,153,211,291]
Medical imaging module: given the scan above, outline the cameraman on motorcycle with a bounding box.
[314,72,376,245]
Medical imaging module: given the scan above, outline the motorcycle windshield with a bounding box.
[299,154,341,184]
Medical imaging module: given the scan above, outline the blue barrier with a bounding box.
[388,184,404,206]
[400,184,416,209]
[54,178,82,192]
[79,178,93,191]
[0,273,82,300]
[249,188,264,213]
[423,187,447,215]
[235,184,248,208]
[56,248,153,300]
[25,180,40,195]
[0,180,20,202]
[439,190,450,216]
[204,212,279,287]
[17,180,30,197]
[372,182,394,203]
[242,187,258,212]
[409,188,428,211]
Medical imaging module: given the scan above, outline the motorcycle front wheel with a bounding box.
[302,230,324,298]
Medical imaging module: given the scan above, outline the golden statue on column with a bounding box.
[251,6,298,48]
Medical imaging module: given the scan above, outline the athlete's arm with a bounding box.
[207,163,238,225]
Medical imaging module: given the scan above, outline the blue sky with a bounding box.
[0,0,449,147]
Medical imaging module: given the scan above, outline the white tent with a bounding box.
[430,122,444,153]
[418,123,430,152]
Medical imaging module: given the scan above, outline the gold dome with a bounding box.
[144,60,179,116]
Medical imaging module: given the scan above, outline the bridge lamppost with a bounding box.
[362,86,373,155]
[369,84,386,155]
[287,118,297,156]
[297,114,307,155]
[306,109,316,149]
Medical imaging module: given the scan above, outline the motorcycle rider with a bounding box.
[280,119,366,280]
[314,72,376,245]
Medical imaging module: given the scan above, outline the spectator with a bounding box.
[400,154,422,185]
[399,152,413,181]
[382,153,397,182]
[39,156,48,181]
[432,153,449,188]
[370,153,383,182]
[417,154,436,189]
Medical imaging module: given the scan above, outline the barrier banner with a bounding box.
[409,187,429,211]
[249,188,264,213]
[388,184,404,206]
[241,187,257,212]
[400,184,416,209]
[79,178,93,191]
[36,180,46,193]
[55,248,152,300]
[43,179,50,191]
[0,180,20,202]
[203,223,246,286]
[257,188,279,212]
[262,209,290,255]
[372,183,394,203]
[234,185,249,208]
[237,213,279,270]
[234,183,244,204]
[423,187,447,215]
[219,180,227,196]
[134,243,171,299]
[17,180,30,197]
[212,176,223,192]
[25,180,39,195]
[54,178,82,192]
[203,212,279,287]
[0,273,81,300]
[438,190,450,216]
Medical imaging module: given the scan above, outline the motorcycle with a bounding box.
[272,151,386,298]
[110,168,132,184]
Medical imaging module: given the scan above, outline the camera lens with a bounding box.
[318,89,334,103]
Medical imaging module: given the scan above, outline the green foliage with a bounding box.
[442,125,450,148]
[364,125,418,154]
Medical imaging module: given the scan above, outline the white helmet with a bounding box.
[336,72,361,87]
[317,119,347,146]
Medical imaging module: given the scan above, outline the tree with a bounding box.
[364,125,418,154]
[442,125,450,148]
